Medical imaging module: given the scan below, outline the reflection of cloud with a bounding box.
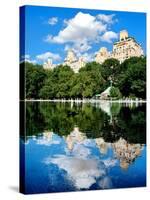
[103,159,118,168]
[98,176,113,189]
[45,155,106,189]
[71,143,91,158]
[24,140,29,145]
[83,139,96,147]
[37,139,60,146]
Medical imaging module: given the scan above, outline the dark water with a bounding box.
[20,102,146,194]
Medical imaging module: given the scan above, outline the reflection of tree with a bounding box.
[117,106,146,144]
[25,102,46,136]
[24,102,146,144]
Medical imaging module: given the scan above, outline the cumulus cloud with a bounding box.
[45,12,107,54]
[73,42,92,54]
[49,12,106,44]
[36,51,61,62]
[97,14,116,24]
[48,17,58,25]
[101,31,118,43]
[64,43,90,57]
[45,12,118,57]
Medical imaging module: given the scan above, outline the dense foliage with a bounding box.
[110,86,122,99]
[23,56,146,99]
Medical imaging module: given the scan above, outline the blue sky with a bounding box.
[20,5,146,65]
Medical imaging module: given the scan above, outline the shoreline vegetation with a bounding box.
[22,56,146,100]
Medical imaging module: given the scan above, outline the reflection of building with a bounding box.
[65,127,87,151]
[95,138,109,154]
[99,87,111,100]
[63,50,86,73]
[95,30,144,64]
[112,138,143,169]
[43,131,54,141]
[36,131,54,146]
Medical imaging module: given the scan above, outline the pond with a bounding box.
[20,101,146,194]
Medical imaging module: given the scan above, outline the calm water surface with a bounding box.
[20,102,146,194]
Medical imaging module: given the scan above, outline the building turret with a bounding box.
[120,30,128,41]
[64,49,77,64]
[63,49,85,73]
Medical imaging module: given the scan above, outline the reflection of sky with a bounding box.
[21,131,146,194]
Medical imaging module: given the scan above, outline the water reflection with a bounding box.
[21,102,146,194]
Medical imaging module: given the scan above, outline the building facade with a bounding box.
[43,58,54,70]
[43,30,144,71]
[95,30,144,64]
[63,49,86,73]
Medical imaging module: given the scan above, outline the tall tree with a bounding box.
[101,58,120,87]
[118,57,146,98]
[25,62,46,99]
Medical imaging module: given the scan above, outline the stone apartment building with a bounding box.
[43,30,144,71]
[63,49,85,73]
[95,30,144,64]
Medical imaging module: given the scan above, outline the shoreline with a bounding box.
[23,99,147,103]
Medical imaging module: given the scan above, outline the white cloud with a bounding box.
[51,12,106,44]
[45,12,107,50]
[101,31,118,43]
[64,42,92,57]
[48,17,58,25]
[45,34,54,43]
[36,51,61,62]
[97,14,116,24]
[45,12,118,56]
[21,54,37,64]
[81,52,95,62]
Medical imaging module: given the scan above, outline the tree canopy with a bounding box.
[23,56,146,99]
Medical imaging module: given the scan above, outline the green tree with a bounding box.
[25,62,46,99]
[118,56,146,98]
[101,58,120,86]
[40,65,74,99]
[110,86,122,99]
[70,62,104,98]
